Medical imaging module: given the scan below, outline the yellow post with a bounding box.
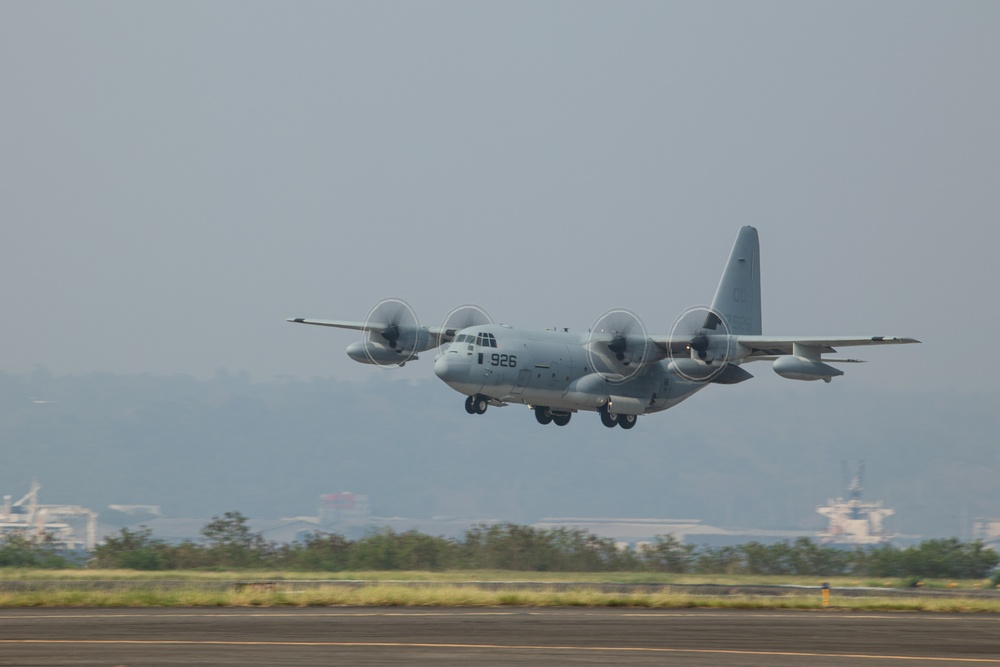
[821,582,831,607]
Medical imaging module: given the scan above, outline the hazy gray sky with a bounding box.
[3,2,998,395]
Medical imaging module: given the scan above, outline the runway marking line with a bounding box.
[2,639,999,662]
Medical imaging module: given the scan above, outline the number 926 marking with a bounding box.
[490,353,516,367]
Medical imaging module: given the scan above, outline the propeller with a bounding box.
[362,297,420,366]
[689,334,710,361]
[667,305,733,382]
[437,304,493,348]
[586,308,649,384]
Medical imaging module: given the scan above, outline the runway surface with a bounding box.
[1,607,998,666]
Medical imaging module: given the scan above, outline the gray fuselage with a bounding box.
[433,324,705,416]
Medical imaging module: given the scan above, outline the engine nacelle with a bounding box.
[562,373,614,410]
[687,333,732,365]
[346,341,418,365]
[667,358,719,380]
[561,373,648,414]
[772,355,843,383]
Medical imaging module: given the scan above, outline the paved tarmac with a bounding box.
[1,607,998,666]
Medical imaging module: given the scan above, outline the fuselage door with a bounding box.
[510,368,531,395]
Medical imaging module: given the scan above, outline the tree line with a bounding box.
[3,512,998,580]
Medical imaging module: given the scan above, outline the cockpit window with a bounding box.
[475,332,498,348]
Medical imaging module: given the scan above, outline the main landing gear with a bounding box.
[534,406,571,426]
[599,405,637,429]
[465,394,488,415]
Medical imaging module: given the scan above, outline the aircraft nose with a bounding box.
[434,351,465,383]
[434,353,452,380]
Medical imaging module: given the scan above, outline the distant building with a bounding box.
[318,492,371,526]
[972,518,1000,550]
[315,491,487,538]
[532,517,812,547]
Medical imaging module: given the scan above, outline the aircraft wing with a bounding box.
[735,336,920,359]
[429,325,463,340]
[286,318,455,343]
[650,336,698,356]
[286,318,385,331]
[585,334,670,373]
[648,335,919,359]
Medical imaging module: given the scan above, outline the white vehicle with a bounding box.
[289,227,918,429]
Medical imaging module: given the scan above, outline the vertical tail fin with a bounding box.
[708,226,762,335]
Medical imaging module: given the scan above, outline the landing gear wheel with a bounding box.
[534,406,553,425]
[465,395,477,414]
[617,413,637,429]
[552,413,571,427]
[474,395,488,414]
[600,406,618,428]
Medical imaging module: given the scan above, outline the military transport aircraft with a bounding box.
[288,227,918,429]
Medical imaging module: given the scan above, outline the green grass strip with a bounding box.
[2,569,996,590]
[1,582,999,612]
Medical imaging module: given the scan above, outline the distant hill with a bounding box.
[0,368,995,538]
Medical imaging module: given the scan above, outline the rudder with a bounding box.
[708,226,762,335]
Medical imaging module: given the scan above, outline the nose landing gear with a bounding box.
[465,394,488,415]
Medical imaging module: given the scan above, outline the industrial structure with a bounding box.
[815,462,896,545]
[0,480,98,551]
